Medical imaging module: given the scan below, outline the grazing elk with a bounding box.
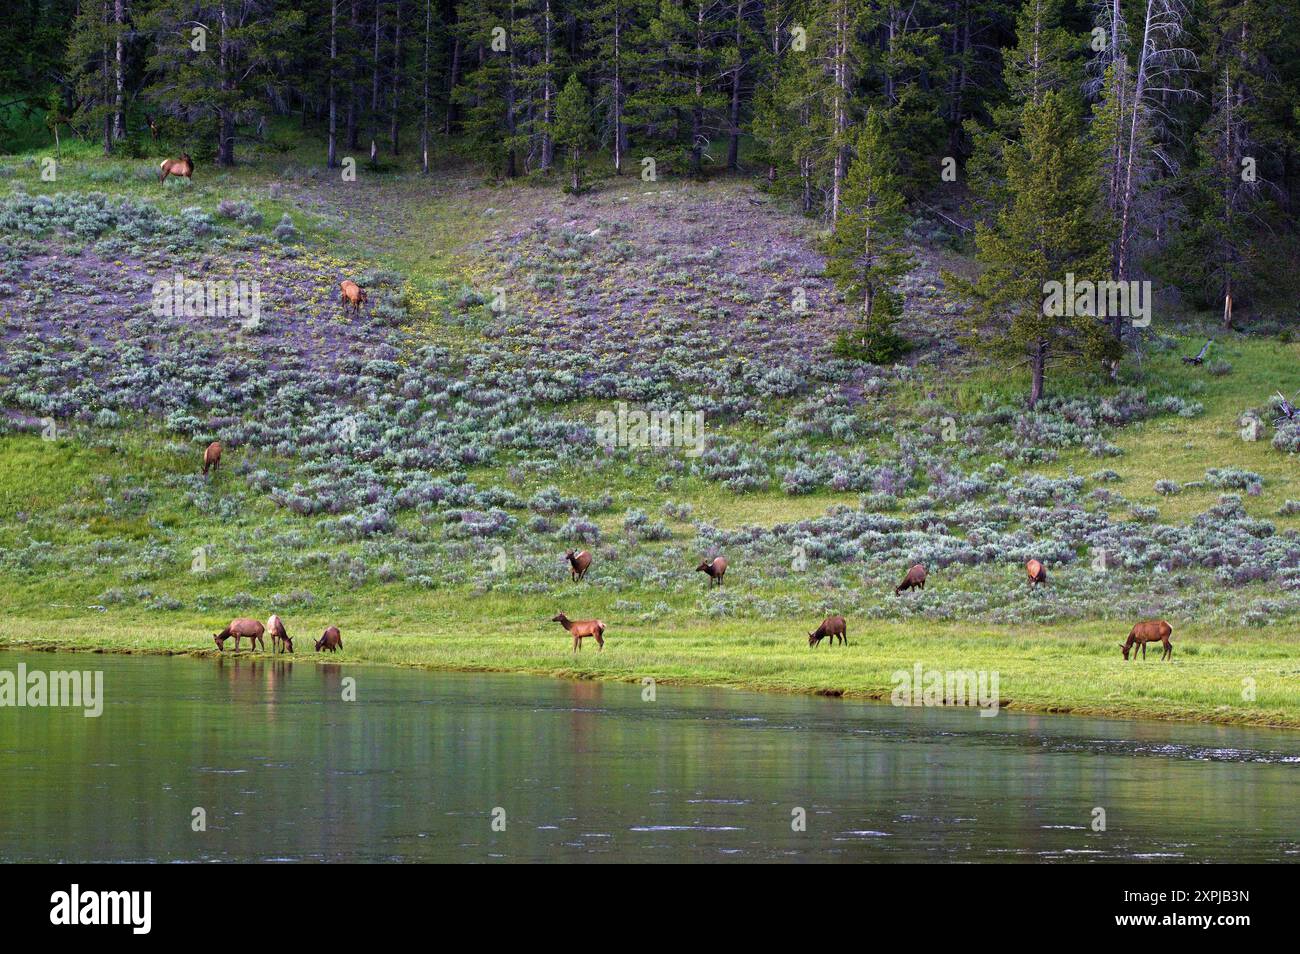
[159,153,193,183]
[339,280,367,317]
[213,618,266,652]
[315,626,343,653]
[202,441,222,476]
[895,563,928,594]
[551,613,605,652]
[1026,559,1047,586]
[565,549,592,582]
[696,556,728,588]
[808,615,847,648]
[1121,620,1173,661]
[267,614,292,654]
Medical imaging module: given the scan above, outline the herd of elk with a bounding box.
[159,153,193,183]
[212,618,342,654]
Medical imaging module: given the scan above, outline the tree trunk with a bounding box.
[328,0,339,167]
[443,35,461,135]
[726,0,743,171]
[347,0,359,149]
[612,7,623,175]
[217,2,235,166]
[370,0,382,162]
[1029,340,1046,408]
[540,0,554,170]
[421,0,430,174]
[113,0,126,140]
[390,0,402,154]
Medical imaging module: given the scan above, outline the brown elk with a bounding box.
[1027,559,1047,586]
[895,563,928,594]
[697,556,728,587]
[145,115,159,142]
[315,626,343,653]
[267,614,292,654]
[808,615,847,648]
[340,280,367,317]
[1121,620,1173,661]
[159,153,193,183]
[202,441,222,476]
[565,549,592,582]
[551,613,605,652]
[213,618,265,652]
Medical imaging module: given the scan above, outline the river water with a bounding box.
[1,650,1297,862]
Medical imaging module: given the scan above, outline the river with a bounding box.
[1,650,1297,862]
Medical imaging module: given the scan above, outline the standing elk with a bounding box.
[213,618,265,652]
[202,441,222,476]
[551,613,606,652]
[267,614,292,654]
[697,556,727,588]
[895,564,928,594]
[340,280,367,317]
[565,549,592,582]
[1027,559,1047,586]
[1121,621,1173,661]
[160,153,193,183]
[808,615,847,648]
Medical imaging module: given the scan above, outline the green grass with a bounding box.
[3,609,1299,728]
[5,122,1300,730]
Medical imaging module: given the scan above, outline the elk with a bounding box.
[1026,559,1047,586]
[340,280,367,317]
[145,115,159,142]
[895,563,928,594]
[160,153,193,183]
[808,615,847,648]
[315,626,343,653]
[696,556,728,588]
[213,618,265,652]
[267,614,292,654]
[551,613,605,652]
[1121,620,1173,661]
[202,441,222,476]
[565,549,592,582]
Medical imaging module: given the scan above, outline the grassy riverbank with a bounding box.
[3,126,1300,733]
[3,608,1299,728]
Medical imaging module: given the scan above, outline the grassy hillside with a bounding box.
[2,128,1299,727]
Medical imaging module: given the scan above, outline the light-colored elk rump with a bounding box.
[895,563,928,594]
[696,556,728,587]
[565,549,592,582]
[339,280,367,317]
[1120,620,1173,661]
[202,441,222,476]
[808,615,847,648]
[315,626,343,653]
[1026,559,1047,586]
[551,613,606,653]
[213,617,265,652]
[160,153,193,183]
[267,614,292,654]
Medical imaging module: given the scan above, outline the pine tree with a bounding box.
[66,0,120,156]
[554,74,595,191]
[947,90,1113,407]
[823,107,914,362]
